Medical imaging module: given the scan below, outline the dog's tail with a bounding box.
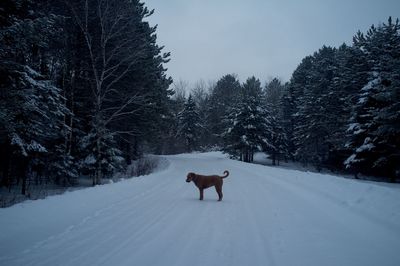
[222,170,229,178]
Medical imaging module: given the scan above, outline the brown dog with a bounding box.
[186,170,229,201]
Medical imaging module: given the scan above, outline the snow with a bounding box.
[361,77,380,92]
[357,77,381,104]
[356,140,375,153]
[83,154,96,165]
[1,152,400,266]
[27,140,48,153]
[344,154,359,167]
[10,133,28,156]
[347,122,359,132]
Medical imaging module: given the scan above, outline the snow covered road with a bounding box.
[1,152,400,266]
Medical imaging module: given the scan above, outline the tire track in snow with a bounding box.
[3,160,184,265]
[53,188,186,265]
[230,167,276,266]
[228,162,400,266]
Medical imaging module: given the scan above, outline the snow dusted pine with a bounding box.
[177,95,203,152]
[223,77,273,162]
[345,18,400,181]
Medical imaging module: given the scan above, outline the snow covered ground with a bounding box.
[1,152,399,266]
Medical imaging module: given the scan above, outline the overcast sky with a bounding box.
[145,0,400,85]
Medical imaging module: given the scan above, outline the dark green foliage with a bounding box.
[207,74,241,146]
[177,95,203,152]
[0,0,171,193]
[264,78,287,165]
[293,46,337,169]
[223,77,272,162]
[345,17,400,181]
[283,17,400,181]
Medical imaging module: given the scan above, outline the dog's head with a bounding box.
[186,172,195,183]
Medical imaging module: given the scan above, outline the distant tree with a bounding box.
[177,95,203,152]
[284,56,314,163]
[264,78,286,165]
[191,79,212,149]
[280,84,296,161]
[207,74,241,145]
[173,79,188,101]
[223,77,272,162]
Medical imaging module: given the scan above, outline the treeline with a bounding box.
[0,0,172,194]
[172,17,400,182]
[1,2,399,200]
[167,76,289,163]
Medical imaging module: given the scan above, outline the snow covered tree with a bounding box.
[191,79,213,149]
[0,0,72,193]
[67,0,172,184]
[280,86,296,161]
[264,78,287,165]
[0,64,69,193]
[345,17,400,181]
[223,77,272,162]
[207,74,241,145]
[322,43,369,169]
[78,128,124,185]
[281,17,400,179]
[284,56,314,163]
[156,79,189,155]
[0,0,172,194]
[293,46,338,170]
[177,95,203,152]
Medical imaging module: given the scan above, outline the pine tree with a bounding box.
[162,83,187,154]
[285,56,314,164]
[345,17,400,181]
[293,46,337,170]
[324,43,369,170]
[0,0,71,193]
[66,0,172,184]
[207,74,241,146]
[264,78,287,165]
[191,80,212,149]
[177,95,203,152]
[0,64,69,193]
[223,77,272,162]
[0,0,172,192]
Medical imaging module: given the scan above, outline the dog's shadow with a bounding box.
[184,197,230,203]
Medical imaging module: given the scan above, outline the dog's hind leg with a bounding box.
[199,188,204,200]
[215,186,223,201]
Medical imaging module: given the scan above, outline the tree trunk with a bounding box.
[389,171,396,183]
[20,159,28,195]
[67,71,75,155]
[21,176,26,195]
[0,145,11,192]
[96,136,102,185]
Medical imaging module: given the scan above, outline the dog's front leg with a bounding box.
[199,188,204,200]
